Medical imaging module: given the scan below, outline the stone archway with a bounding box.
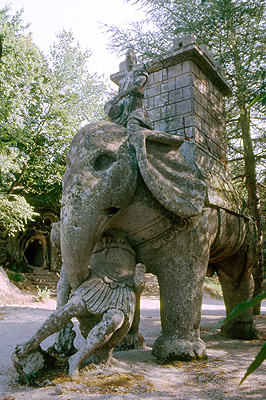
[24,235,47,268]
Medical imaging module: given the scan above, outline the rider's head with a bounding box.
[126,49,137,71]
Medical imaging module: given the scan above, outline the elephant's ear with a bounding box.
[131,130,207,218]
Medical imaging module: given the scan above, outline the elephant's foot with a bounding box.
[221,321,258,340]
[115,332,146,351]
[152,335,207,362]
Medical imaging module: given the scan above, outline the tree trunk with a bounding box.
[240,108,264,314]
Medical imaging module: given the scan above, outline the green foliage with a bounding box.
[239,342,266,385]
[36,286,52,301]
[0,6,107,236]
[0,147,36,234]
[9,261,27,272]
[107,0,266,191]
[250,92,266,107]
[214,291,266,383]
[0,193,36,234]
[50,29,107,126]
[8,270,25,282]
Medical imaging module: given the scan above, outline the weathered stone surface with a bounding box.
[12,349,45,381]
[12,226,145,380]
[58,121,257,365]
[105,49,151,132]
[144,55,229,168]
[13,37,258,382]
[111,38,233,202]
[12,347,59,384]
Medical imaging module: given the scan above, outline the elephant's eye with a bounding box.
[93,153,117,171]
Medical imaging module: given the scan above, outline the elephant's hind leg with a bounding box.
[217,269,257,339]
[215,261,258,340]
[214,219,258,340]
[68,309,125,377]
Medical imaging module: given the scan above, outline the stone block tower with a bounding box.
[144,35,230,167]
[110,36,244,215]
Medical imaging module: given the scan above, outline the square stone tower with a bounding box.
[111,36,231,178]
[110,36,243,214]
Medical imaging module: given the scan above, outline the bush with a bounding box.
[9,271,24,283]
[36,286,52,302]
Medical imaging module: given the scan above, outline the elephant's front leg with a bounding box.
[149,211,215,362]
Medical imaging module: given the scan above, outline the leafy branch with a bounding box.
[214,292,266,384]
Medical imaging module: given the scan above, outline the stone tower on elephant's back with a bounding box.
[110,36,244,216]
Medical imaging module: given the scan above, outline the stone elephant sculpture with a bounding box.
[60,120,257,359]
[13,120,258,379]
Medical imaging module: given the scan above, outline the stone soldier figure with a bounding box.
[12,231,146,379]
[104,49,151,132]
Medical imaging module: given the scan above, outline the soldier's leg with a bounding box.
[14,295,86,359]
[68,308,125,377]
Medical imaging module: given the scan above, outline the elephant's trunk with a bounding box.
[60,174,120,290]
[60,122,137,290]
[61,212,110,290]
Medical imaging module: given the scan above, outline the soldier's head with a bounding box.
[125,49,137,71]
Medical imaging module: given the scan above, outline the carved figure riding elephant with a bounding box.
[60,120,257,357]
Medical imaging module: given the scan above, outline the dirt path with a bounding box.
[1,292,266,400]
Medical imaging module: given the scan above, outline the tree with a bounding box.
[0,6,38,234]
[0,6,107,236]
[107,0,266,308]
[50,29,107,127]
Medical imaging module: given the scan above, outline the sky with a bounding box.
[6,0,147,86]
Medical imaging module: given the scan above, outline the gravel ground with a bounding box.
[1,290,266,400]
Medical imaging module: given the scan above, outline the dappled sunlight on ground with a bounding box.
[1,285,266,399]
